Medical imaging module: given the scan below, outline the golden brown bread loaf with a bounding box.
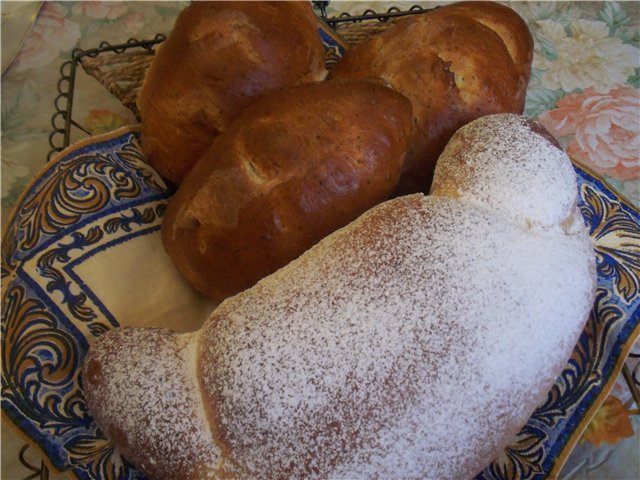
[331,1,534,195]
[161,79,413,301]
[82,114,596,479]
[137,1,327,185]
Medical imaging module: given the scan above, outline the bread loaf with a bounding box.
[137,1,327,185]
[331,1,534,195]
[161,79,413,301]
[83,114,596,479]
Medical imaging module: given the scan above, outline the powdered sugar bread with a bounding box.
[82,114,596,479]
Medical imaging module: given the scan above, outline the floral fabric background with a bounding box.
[2,1,189,227]
[1,1,638,479]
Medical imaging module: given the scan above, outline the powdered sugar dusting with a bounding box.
[85,114,596,478]
[82,328,221,479]
[199,190,594,478]
[431,113,579,230]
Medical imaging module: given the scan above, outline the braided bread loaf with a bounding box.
[331,1,534,195]
[82,114,595,479]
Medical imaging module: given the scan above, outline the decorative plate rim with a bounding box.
[550,321,640,477]
[2,124,143,247]
[2,126,639,480]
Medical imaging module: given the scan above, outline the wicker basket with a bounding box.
[78,14,405,119]
[80,51,155,117]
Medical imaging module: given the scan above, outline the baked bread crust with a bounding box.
[83,114,596,479]
[161,79,413,301]
[137,1,327,185]
[331,1,534,195]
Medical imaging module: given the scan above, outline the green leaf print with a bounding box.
[628,68,640,89]
[2,175,29,212]
[529,67,544,86]
[616,25,640,48]
[524,88,565,119]
[155,3,188,20]
[1,82,39,133]
[535,32,558,61]
[515,2,583,30]
[598,2,630,35]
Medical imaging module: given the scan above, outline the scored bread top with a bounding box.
[137,1,327,185]
[161,79,413,301]
[331,1,534,195]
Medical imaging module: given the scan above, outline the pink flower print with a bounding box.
[121,12,146,34]
[72,2,129,20]
[538,85,640,182]
[13,3,81,72]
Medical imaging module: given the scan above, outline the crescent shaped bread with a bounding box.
[82,114,596,479]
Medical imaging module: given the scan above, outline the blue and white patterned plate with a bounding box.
[480,163,640,479]
[1,128,217,479]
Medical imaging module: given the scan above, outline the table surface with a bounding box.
[1,2,638,479]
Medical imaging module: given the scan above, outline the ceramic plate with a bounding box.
[3,124,639,480]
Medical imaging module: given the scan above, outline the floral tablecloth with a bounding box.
[1,1,638,479]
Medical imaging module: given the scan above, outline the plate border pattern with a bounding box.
[2,141,639,479]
